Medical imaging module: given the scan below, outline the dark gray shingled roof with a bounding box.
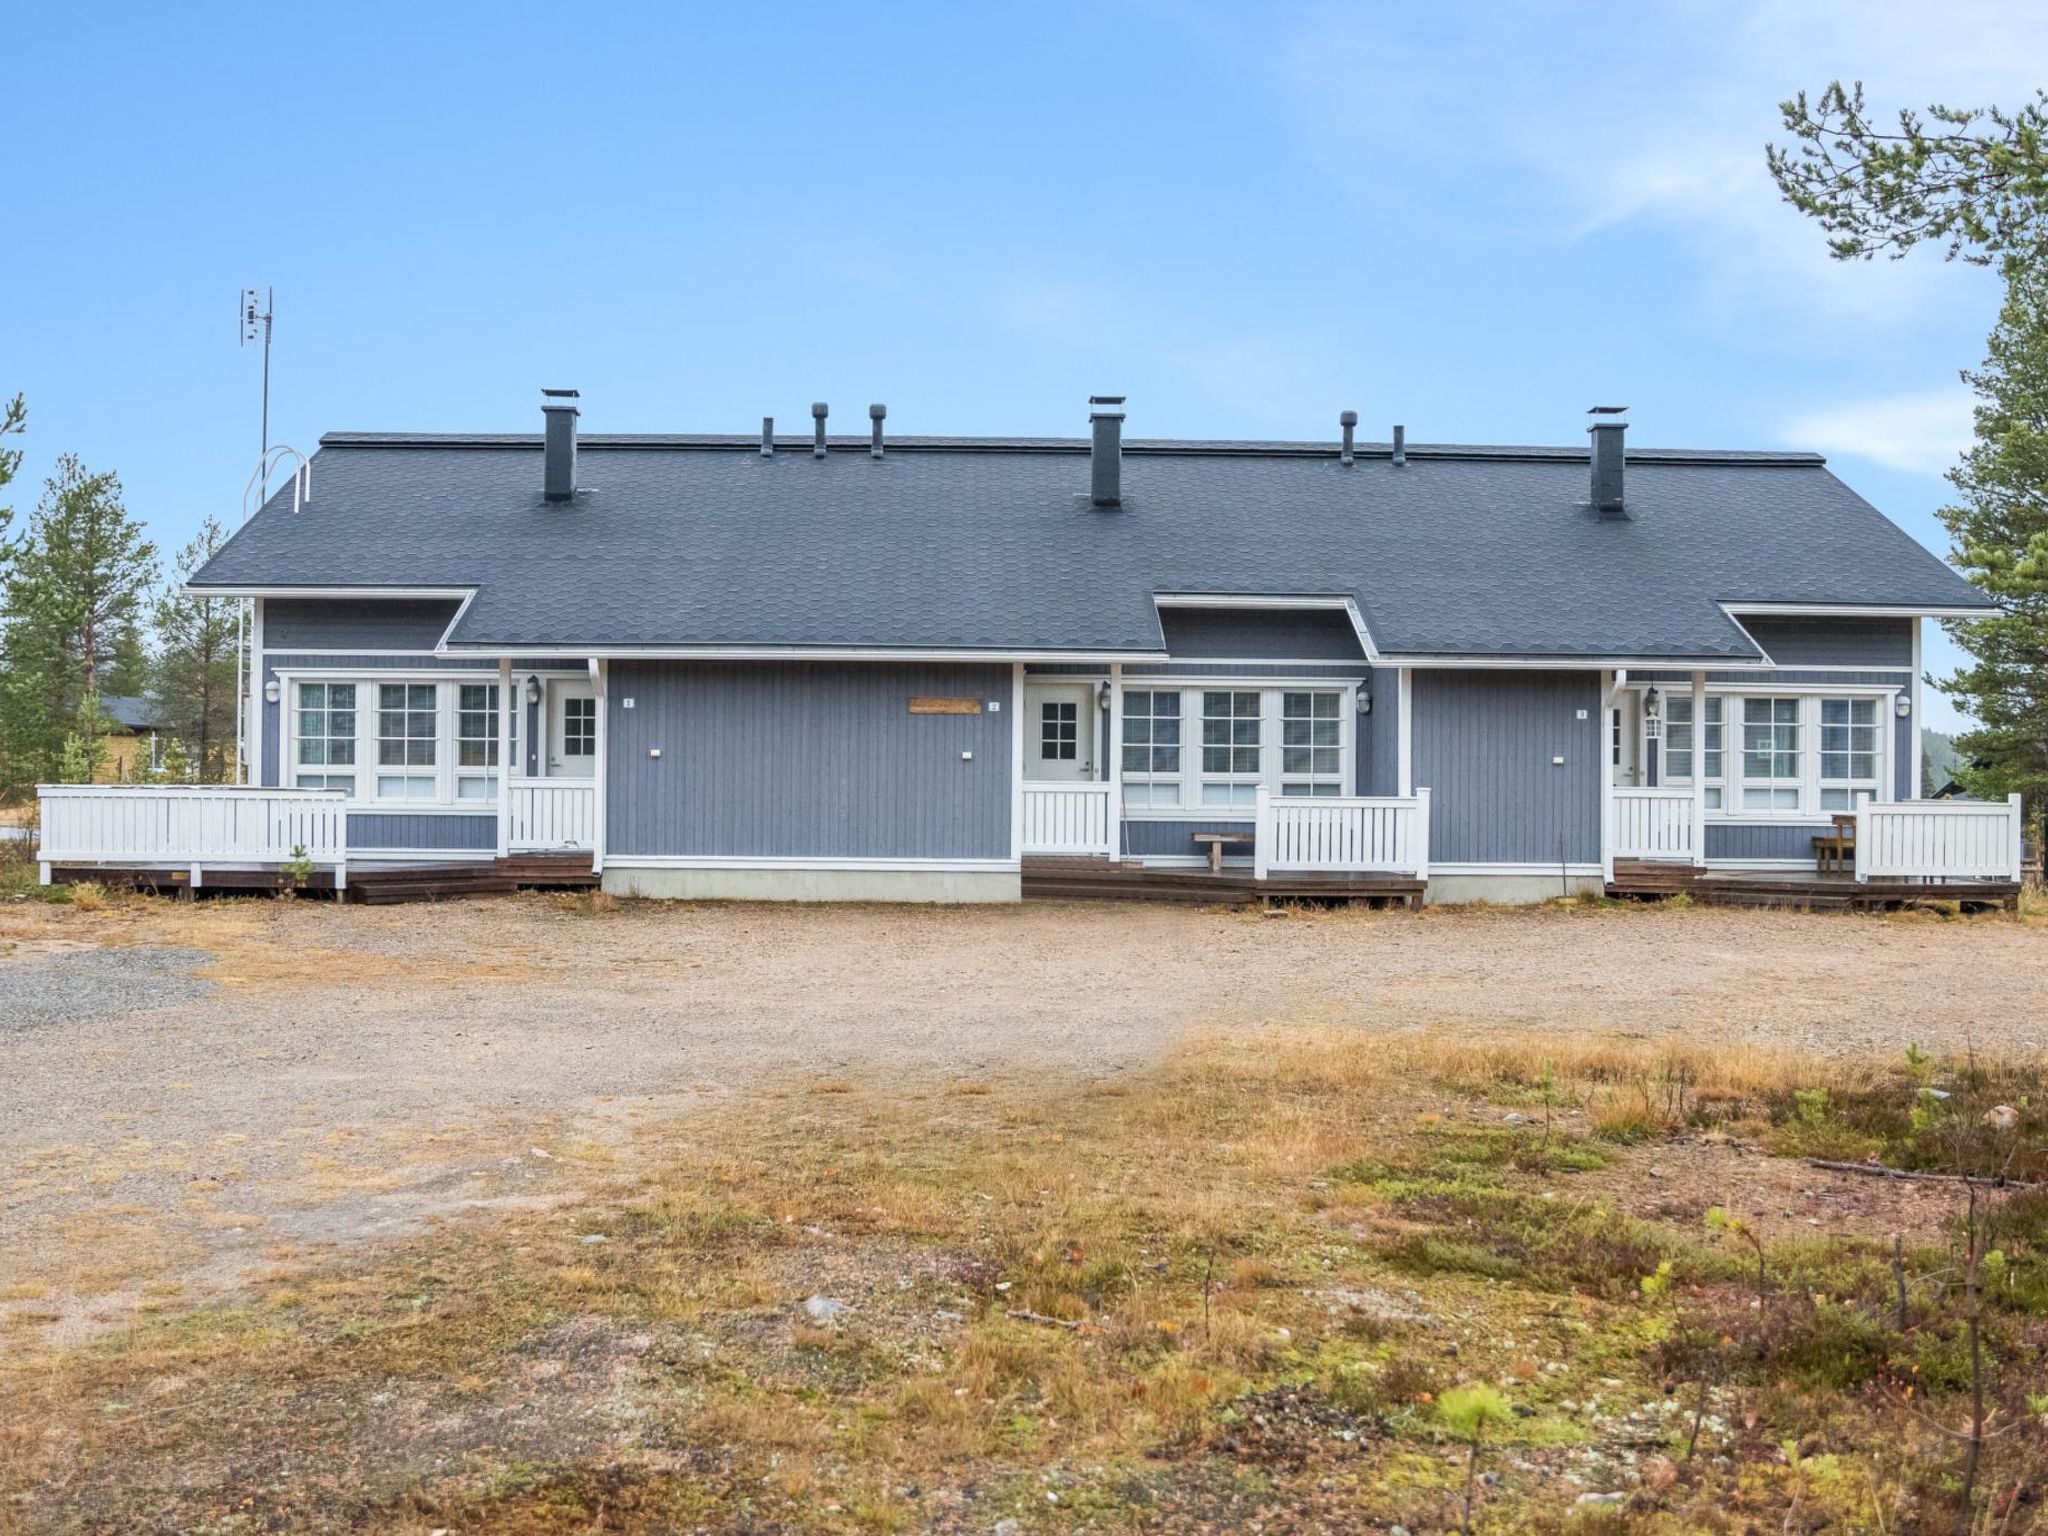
[190,431,1992,660]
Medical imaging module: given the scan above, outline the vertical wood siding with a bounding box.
[346,813,497,852]
[263,599,463,651]
[1412,670,1601,864]
[1159,607,1368,660]
[607,661,1013,859]
[1735,616,1913,668]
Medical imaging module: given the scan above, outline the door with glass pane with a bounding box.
[1023,683,1094,781]
[547,680,597,779]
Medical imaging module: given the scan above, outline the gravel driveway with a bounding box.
[2,893,2042,1338]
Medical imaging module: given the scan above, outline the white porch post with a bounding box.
[1599,669,1617,886]
[590,658,608,875]
[1009,662,1025,863]
[1396,667,1414,797]
[1691,669,1706,868]
[1909,618,1924,797]
[496,656,512,858]
[1106,663,1123,861]
[246,597,265,786]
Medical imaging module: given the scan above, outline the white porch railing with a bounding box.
[506,778,598,851]
[36,784,348,885]
[1610,787,1698,863]
[1021,782,1116,856]
[1253,786,1431,879]
[1855,794,2023,883]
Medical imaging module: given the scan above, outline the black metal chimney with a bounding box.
[1089,395,1126,507]
[812,402,829,459]
[1392,424,1406,467]
[541,389,579,501]
[760,416,774,458]
[1339,409,1357,466]
[869,403,886,459]
[1588,406,1628,516]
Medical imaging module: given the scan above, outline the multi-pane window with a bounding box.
[456,684,501,801]
[1662,697,1725,809]
[1280,691,1344,796]
[377,682,439,800]
[1200,690,1263,808]
[1819,698,1878,809]
[1120,689,1182,809]
[1039,700,1077,762]
[294,682,357,792]
[1740,697,1801,811]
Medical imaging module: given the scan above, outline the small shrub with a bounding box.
[69,881,106,912]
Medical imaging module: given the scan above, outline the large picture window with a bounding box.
[1662,696,1724,809]
[377,682,439,801]
[1117,683,1354,813]
[294,682,357,792]
[1280,691,1344,796]
[1819,698,1878,809]
[455,684,502,801]
[1120,689,1182,809]
[1200,690,1264,808]
[1740,697,1802,811]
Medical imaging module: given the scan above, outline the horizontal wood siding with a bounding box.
[1412,670,1601,864]
[1123,819,1260,859]
[607,661,1013,859]
[264,598,464,651]
[1705,822,1836,861]
[1734,616,1913,668]
[346,812,497,852]
[1160,607,1366,661]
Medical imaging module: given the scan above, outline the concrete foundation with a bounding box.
[601,865,1022,904]
[1424,872,1604,905]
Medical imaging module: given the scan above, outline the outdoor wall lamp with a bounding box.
[1356,688,1372,715]
[1096,680,1113,711]
[1895,694,1912,718]
[525,676,543,706]
[263,678,280,704]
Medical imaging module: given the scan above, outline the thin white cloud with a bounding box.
[1270,0,2048,331]
[1783,386,1974,475]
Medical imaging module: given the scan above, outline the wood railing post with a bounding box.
[1414,787,1431,880]
[1253,785,1271,882]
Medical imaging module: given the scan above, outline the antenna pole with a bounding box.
[237,287,276,785]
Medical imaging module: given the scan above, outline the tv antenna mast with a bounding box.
[235,287,275,784]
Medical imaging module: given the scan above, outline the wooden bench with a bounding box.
[1812,813,1857,875]
[1192,831,1256,874]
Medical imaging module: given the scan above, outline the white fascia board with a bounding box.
[442,645,1171,664]
[1719,601,1994,620]
[1381,654,1776,671]
[185,584,478,601]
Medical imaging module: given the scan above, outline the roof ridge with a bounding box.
[316,431,1826,466]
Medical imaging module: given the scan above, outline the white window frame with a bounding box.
[374,680,442,803]
[275,669,557,811]
[292,679,361,794]
[1632,684,1897,821]
[1119,686,1184,811]
[1818,696,1881,810]
[1659,694,1725,810]
[454,682,504,802]
[1117,680,1356,817]
[1278,688,1346,798]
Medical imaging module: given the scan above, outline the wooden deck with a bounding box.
[1607,859,2020,913]
[1022,856,1426,908]
[44,851,600,905]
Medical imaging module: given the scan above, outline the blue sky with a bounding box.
[5,1,2034,728]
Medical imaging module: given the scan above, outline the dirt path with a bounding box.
[2,894,2042,1339]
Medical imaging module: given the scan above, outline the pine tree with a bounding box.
[1938,264,2048,818]
[151,517,240,782]
[0,456,157,794]
[0,393,24,572]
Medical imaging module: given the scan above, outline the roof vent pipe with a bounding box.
[1391,425,1406,467]
[1588,405,1627,516]
[812,402,829,458]
[869,403,886,459]
[760,416,774,457]
[1339,410,1357,467]
[1089,395,1126,507]
[540,389,580,502]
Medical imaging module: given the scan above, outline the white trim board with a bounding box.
[1720,602,1994,620]
[190,585,478,601]
[603,855,1021,873]
[447,645,1170,664]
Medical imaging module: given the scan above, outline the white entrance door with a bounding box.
[1024,682,1095,782]
[547,680,597,779]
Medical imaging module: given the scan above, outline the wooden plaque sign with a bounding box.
[908,696,984,715]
